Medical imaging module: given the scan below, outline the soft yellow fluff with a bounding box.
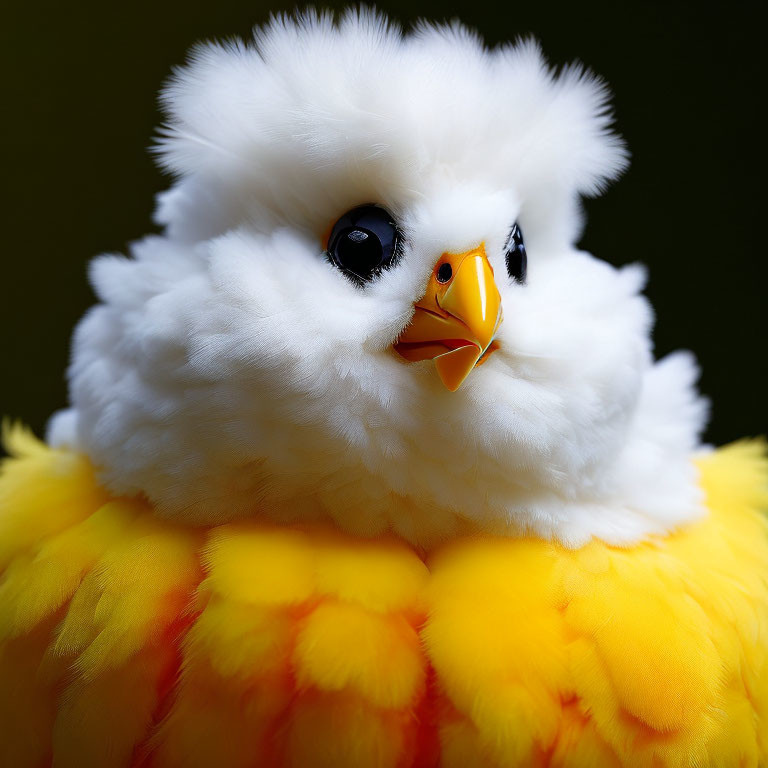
[0,425,766,767]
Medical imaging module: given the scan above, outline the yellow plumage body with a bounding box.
[1,425,767,767]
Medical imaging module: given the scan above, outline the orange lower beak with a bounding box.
[393,243,502,391]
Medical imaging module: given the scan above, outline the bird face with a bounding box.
[64,11,706,547]
[321,192,514,391]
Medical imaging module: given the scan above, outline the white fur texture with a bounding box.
[58,10,708,547]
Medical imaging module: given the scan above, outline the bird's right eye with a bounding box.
[504,222,527,283]
[326,205,401,285]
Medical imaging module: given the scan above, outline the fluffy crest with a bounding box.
[155,8,627,242]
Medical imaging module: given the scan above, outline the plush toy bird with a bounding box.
[1,9,767,768]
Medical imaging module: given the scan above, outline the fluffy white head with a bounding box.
[55,10,708,547]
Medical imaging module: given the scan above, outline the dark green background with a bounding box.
[2,0,765,444]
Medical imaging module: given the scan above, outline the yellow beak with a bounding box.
[393,243,503,391]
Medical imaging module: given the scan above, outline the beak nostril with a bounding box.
[436,262,453,283]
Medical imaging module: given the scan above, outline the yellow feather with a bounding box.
[1,419,47,458]
[439,717,497,768]
[185,597,292,681]
[49,509,200,680]
[149,599,293,767]
[548,704,622,768]
[202,524,315,606]
[285,691,405,768]
[293,600,425,709]
[0,500,136,641]
[313,533,429,613]
[0,616,59,767]
[0,424,108,569]
[53,644,177,768]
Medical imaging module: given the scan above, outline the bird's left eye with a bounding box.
[504,222,527,283]
[327,205,401,284]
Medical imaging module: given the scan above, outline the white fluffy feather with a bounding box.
[52,9,707,547]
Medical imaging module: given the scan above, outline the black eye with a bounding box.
[327,205,401,284]
[504,222,527,283]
